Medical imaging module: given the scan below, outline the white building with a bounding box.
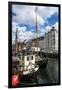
[31,27,58,53]
[44,27,58,53]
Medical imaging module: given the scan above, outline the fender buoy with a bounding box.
[12,75,19,87]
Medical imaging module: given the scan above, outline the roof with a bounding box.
[50,27,57,32]
[32,36,44,41]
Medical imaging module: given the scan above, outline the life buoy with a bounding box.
[12,75,19,87]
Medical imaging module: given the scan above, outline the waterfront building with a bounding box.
[44,27,58,53]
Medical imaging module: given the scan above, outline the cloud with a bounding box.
[12,21,58,43]
[12,5,58,28]
[12,5,45,26]
[53,22,58,31]
[38,6,58,22]
[12,5,58,42]
[44,21,58,33]
[18,29,34,42]
[45,26,51,32]
[12,22,34,42]
[12,5,58,29]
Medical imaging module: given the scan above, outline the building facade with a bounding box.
[44,27,58,53]
[32,37,44,51]
[39,37,45,51]
[32,27,58,53]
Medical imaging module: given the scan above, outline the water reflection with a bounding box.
[19,59,59,86]
[37,59,59,84]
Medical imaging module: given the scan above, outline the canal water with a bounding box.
[37,59,59,84]
[20,58,59,86]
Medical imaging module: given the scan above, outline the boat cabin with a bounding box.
[19,55,35,71]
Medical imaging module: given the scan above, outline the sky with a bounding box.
[12,5,59,43]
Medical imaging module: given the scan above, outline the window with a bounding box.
[27,56,29,61]
[31,56,33,60]
[22,56,24,60]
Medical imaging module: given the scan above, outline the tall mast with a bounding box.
[15,28,19,54]
[35,7,39,61]
[35,7,39,47]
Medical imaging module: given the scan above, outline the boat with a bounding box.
[12,53,39,75]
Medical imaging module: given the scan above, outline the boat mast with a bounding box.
[35,7,39,60]
[15,28,19,54]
